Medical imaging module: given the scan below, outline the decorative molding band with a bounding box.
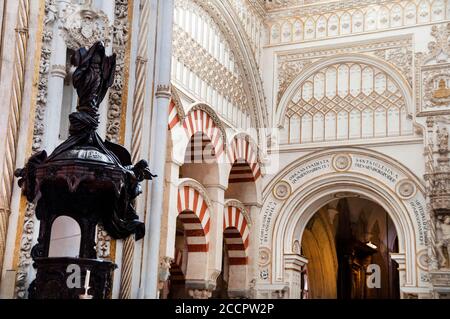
[50,64,67,78]
[267,0,450,47]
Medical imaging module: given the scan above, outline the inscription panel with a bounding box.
[260,152,427,250]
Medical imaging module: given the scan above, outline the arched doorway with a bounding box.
[258,148,428,299]
[164,184,211,299]
[213,203,250,299]
[301,196,400,299]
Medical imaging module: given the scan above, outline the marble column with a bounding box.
[142,0,174,299]
[157,160,181,292]
[284,254,308,299]
[205,185,226,290]
[96,0,115,139]
[247,204,262,298]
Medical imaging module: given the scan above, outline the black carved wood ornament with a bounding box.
[15,42,155,299]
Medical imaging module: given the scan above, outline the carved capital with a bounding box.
[50,64,67,78]
[155,84,172,99]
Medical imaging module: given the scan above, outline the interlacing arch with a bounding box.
[227,134,261,182]
[177,185,211,252]
[223,203,250,265]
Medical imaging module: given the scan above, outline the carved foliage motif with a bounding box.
[61,4,112,50]
[277,60,312,101]
[374,47,413,86]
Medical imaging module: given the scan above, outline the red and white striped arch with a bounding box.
[177,185,211,253]
[182,109,225,158]
[168,100,180,130]
[223,205,250,265]
[170,249,185,284]
[227,135,261,182]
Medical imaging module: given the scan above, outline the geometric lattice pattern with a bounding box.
[283,62,413,144]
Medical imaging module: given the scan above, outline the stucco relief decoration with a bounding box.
[417,249,430,270]
[418,23,450,115]
[277,59,312,102]
[436,215,450,268]
[273,180,291,200]
[396,179,417,200]
[332,154,352,172]
[258,247,271,267]
[374,47,413,86]
[62,4,111,50]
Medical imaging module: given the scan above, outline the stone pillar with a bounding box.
[284,254,308,299]
[205,185,226,290]
[118,0,152,299]
[96,0,115,139]
[248,204,261,298]
[391,253,407,298]
[158,161,180,291]
[41,1,68,151]
[142,0,174,299]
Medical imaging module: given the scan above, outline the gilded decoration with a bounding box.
[417,23,450,116]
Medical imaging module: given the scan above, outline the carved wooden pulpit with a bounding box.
[15,42,154,299]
